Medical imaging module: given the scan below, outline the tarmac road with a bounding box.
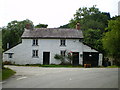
[2,65,118,88]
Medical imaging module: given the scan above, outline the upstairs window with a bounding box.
[33,39,38,46]
[60,39,66,46]
[61,50,66,56]
[32,50,38,58]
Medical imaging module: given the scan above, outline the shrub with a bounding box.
[54,54,65,64]
[3,61,12,65]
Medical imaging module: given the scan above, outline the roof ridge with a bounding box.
[34,28,77,30]
[22,28,83,39]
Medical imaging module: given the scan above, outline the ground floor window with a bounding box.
[8,53,13,58]
[32,50,38,58]
[60,50,66,56]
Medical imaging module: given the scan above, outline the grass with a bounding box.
[12,64,83,68]
[2,67,16,80]
[39,64,83,68]
[106,65,120,68]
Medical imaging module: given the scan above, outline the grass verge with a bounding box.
[12,64,83,67]
[39,64,83,68]
[2,67,16,80]
[106,65,120,68]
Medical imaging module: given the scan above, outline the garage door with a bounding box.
[83,52,99,67]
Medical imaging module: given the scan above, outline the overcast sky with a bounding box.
[0,0,120,28]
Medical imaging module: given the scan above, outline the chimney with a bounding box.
[76,23,80,30]
[25,24,33,30]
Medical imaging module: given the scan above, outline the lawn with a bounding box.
[2,67,16,80]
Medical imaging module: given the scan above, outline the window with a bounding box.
[32,39,38,46]
[61,50,66,56]
[8,53,13,58]
[60,39,66,46]
[32,50,38,58]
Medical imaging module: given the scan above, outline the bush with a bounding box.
[54,54,65,64]
[3,61,12,65]
[54,53,73,65]
[54,54,63,59]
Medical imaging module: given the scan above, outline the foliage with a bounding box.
[2,20,49,51]
[3,61,12,65]
[106,65,120,68]
[2,19,34,51]
[66,52,73,64]
[35,23,48,28]
[59,6,110,52]
[2,67,16,80]
[59,24,70,28]
[102,17,120,66]
[83,29,103,52]
[54,51,73,65]
[54,54,65,64]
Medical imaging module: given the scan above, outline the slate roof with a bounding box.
[21,28,83,39]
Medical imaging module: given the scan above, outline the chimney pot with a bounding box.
[25,24,33,30]
[76,23,80,30]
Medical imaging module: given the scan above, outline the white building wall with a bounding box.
[99,53,103,66]
[3,38,102,65]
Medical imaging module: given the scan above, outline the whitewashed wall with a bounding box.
[3,38,102,65]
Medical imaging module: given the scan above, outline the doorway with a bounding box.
[43,52,50,65]
[72,52,79,66]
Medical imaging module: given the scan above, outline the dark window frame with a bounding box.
[60,50,66,56]
[32,39,38,46]
[32,50,39,58]
[8,53,13,58]
[60,39,66,46]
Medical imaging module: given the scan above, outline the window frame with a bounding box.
[32,50,39,58]
[60,50,66,57]
[8,53,13,58]
[60,39,66,46]
[32,39,38,46]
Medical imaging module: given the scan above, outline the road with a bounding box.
[2,65,118,88]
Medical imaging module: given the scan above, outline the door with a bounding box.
[43,52,50,65]
[72,52,79,66]
[83,52,99,67]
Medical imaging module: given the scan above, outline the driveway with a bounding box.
[2,65,118,88]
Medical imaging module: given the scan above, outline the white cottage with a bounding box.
[3,23,103,66]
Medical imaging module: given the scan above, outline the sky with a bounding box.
[0,0,120,28]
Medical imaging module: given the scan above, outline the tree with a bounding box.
[102,17,120,66]
[60,6,110,52]
[2,19,34,51]
[35,23,48,28]
[83,29,103,52]
[69,6,110,31]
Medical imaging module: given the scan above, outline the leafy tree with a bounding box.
[59,6,110,52]
[2,19,34,51]
[59,24,70,28]
[69,6,110,31]
[35,23,48,28]
[102,17,120,65]
[83,29,103,52]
